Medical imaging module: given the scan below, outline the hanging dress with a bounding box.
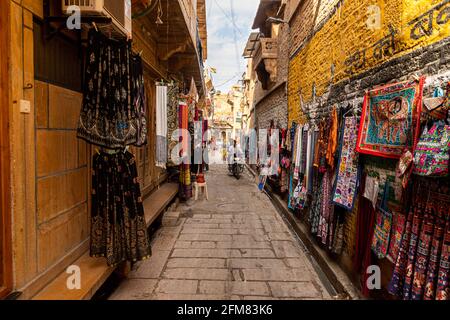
[90,150,151,266]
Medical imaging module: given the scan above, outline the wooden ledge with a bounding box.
[144,182,178,227]
[32,182,178,300]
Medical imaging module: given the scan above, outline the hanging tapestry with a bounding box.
[423,206,446,300]
[332,116,360,211]
[156,86,168,168]
[178,102,192,199]
[356,79,424,159]
[388,205,415,297]
[130,53,148,147]
[167,84,180,166]
[402,205,424,300]
[387,212,407,263]
[371,208,393,259]
[90,150,151,267]
[411,206,435,300]
[436,215,450,300]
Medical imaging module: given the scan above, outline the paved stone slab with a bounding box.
[268,282,323,299]
[155,280,198,294]
[128,250,171,279]
[109,279,157,300]
[229,281,270,296]
[166,258,226,269]
[110,165,332,301]
[199,281,226,294]
[174,241,216,249]
[242,268,312,282]
[162,268,231,281]
[228,258,287,269]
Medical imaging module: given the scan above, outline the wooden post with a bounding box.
[0,0,13,299]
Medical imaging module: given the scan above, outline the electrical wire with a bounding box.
[212,0,243,36]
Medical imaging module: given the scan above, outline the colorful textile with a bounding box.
[326,107,338,170]
[156,86,168,168]
[388,205,415,296]
[167,84,180,166]
[332,116,360,211]
[424,206,446,300]
[413,122,450,177]
[356,79,424,159]
[178,102,192,199]
[387,212,407,263]
[318,170,333,245]
[436,215,450,300]
[309,171,323,234]
[371,208,393,259]
[411,207,435,300]
[90,151,151,266]
[402,204,424,300]
[78,29,146,149]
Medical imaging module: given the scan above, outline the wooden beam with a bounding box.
[0,0,13,300]
[158,39,191,61]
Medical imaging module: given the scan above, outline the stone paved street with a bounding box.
[109,165,331,300]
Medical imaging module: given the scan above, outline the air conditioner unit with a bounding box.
[62,0,132,38]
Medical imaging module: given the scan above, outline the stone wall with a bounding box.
[255,84,288,130]
[288,0,450,126]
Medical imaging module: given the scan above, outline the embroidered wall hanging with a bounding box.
[356,79,424,159]
[332,116,360,211]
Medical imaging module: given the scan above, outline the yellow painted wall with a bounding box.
[288,0,450,125]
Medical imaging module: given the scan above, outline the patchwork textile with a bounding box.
[413,122,450,177]
[332,116,360,211]
[356,79,424,159]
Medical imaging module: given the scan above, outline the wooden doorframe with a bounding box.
[0,0,13,299]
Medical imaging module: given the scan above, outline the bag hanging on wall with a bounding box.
[413,121,450,177]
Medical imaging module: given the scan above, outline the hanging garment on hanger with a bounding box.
[156,85,168,168]
[78,28,146,149]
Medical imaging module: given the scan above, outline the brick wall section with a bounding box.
[255,85,288,130]
[253,5,290,130]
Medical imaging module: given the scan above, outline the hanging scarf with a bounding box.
[326,107,338,170]
[156,85,168,168]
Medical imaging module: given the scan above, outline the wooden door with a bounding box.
[0,0,13,299]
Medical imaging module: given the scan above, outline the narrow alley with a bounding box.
[109,165,331,300]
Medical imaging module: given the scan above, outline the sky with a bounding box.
[205,0,260,93]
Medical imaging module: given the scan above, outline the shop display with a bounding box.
[356,79,424,159]
[257,68,450,299]
[78,29,146,149]
[332,116,360,211]
[77,28,152,266]
[90,150,151,267]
